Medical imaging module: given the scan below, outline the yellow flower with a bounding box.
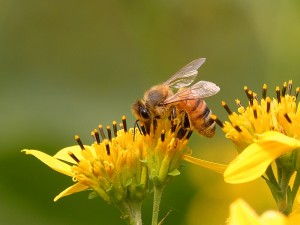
[213,81,300,214]
[132,113,226,187]
[133,112,226,225]
[23,113,225,196]
[23,113,227,224]
[23,116,148,203]
[228,199,300,225]
[214,81,300,183]
[223,131,300,183]
[23,116,148,224]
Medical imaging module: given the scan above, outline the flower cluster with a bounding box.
[23,111,226,224]
[23,61,300,224]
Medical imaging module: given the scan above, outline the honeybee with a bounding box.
[131,58,220,137]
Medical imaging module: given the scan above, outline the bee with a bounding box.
[131,58,220,137]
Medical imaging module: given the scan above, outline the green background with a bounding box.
[1,1,300,224]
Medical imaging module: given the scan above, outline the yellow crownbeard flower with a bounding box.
[215,81,300,182]
[23,117,148,225]
[23,117,148,204]
[134,113,226,225]
[213,81,300,214]
[23,115,225,224]
[228,199,300,225]
[139,115,226,187]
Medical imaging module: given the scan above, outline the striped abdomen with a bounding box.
[177,98,216,137]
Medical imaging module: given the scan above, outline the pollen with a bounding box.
[220,81,300,151]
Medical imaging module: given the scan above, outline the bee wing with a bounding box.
[163,58,206,89]
[163,80,220,105]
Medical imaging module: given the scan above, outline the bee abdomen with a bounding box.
[190,101,216,137]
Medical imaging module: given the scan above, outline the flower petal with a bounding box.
[229,199,260,225]
[182,154,227,174]
[54,182,89,202]
[54,145,96,163]
[229,199,291,225]
[22,149,73,177]
[225,131,300,184]
[260,211,287,225]
[53,145,84,163]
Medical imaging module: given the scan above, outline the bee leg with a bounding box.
[169,106,178,133]
[144,120,151,135]
[169,106,177,121]
[177,111,191,140]
[182,110,191,129]
[152,116,160,135]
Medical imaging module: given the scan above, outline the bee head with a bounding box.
[131,100,151,121]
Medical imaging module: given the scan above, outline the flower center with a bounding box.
[212,81,300,150]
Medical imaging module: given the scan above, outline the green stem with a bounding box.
[265,165,279,188]
[292,171,300,198]
[130,202,143,225]
[282,171,300,215]
[152,185,164,225]
[118,201,143,225]
[277,170,290,213]
[275,152,298,215]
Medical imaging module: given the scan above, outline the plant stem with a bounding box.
[275,152,298,215]
[130,201,143,225]
[118,201,143,225]
[152,185,164,225]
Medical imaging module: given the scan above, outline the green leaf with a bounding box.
[125,179,133,187]
[168,169,180,176]
[88,191,98,199]
[262,176,281,202]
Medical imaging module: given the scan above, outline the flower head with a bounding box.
[212,81,300,183]
[23,113,225,197]
[140,114,193,187]
[213,81,300,214]
[216,81,300,152]
[135,108,227,187]
[23,116,148,204]
[23,110,227,224]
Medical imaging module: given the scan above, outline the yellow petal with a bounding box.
[260,211,287,225]
[229,199,260,225]
[182,154,227,174]
[53,145,84,163]
[225,131,300,184]
[54,145,96,163]
[229,199,289,225]
[54,182,89,202]
[288,211,300,224]
[22,149,73,177]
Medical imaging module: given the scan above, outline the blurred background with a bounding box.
[1,1,300,224]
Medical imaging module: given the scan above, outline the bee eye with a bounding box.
[140,108,150,119]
